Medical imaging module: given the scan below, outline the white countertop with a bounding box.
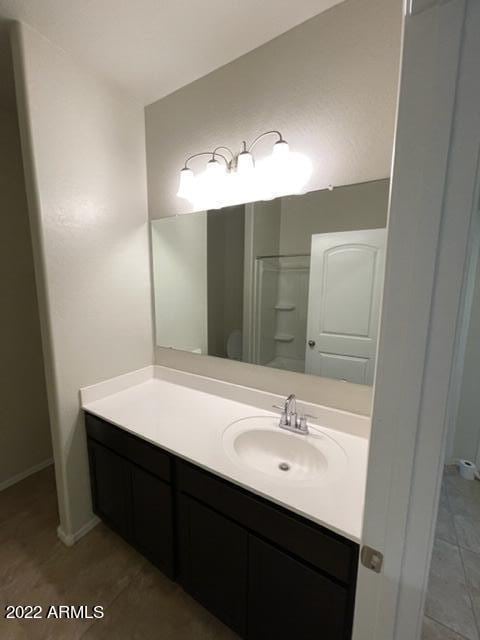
[81,366,369,543]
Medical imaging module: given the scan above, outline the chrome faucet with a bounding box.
[273,394,314,435]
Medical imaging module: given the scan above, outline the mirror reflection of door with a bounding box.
[305,229,386,384]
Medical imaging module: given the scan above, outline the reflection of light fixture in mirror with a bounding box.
[176,131,312,209]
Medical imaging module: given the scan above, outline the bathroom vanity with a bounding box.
[82,366,369,639]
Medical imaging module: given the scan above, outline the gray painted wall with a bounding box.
[145,0,401,219]
[146,0,400,412]
[279,180,389,255]
[207,207,245,358]
[0,100,52,488]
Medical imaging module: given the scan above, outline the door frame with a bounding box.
[354,1,480,639]
[444,207,480,465]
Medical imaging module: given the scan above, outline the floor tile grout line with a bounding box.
[452,462,480,639]
[458,532,480,639]
[425,614,472,640]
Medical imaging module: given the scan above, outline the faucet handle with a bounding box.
[272,404,289,426]
[297,413,317,432]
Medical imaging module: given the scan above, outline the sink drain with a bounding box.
[278,462,290,472]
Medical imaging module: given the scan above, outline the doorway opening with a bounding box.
[424,215,480,639]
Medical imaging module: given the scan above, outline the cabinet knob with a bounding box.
[308,340,316,348]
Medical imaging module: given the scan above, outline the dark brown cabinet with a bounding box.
[85,412,358,640]
[178,496,248,635]
[87,438,130,538]
[130,464,173,576]
[86,414,174,578]
[248,536,349,640]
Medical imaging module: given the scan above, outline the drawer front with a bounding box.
[85,412,171,483]
[178,461,357,585]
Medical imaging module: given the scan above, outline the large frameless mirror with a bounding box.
[151,179,388,386]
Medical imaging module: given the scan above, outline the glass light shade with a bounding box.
[237,151,254,174]
[272,140,290,162]
[206,158,224,177]
[192,159,226,209]
[176,167,194,199]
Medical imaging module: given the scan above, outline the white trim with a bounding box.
[444,208,480,462]
[395,3,480,638]
[57,516,101,547]
[353,1,469,639]
[0,458,54,492]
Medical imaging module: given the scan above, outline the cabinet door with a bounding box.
[130,464,174,578]
[248,536,350,640]
[179,496,248,636]
[88,440,130,538]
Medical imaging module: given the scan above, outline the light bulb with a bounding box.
[176,167,194,199]
[237,151,254,174]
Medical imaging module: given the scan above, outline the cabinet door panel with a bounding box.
[131,464,174,577]
[249,536,350,640]
[88,440,130,538]
[180,496,247,636]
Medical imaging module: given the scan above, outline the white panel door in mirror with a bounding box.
[305,229,386,384]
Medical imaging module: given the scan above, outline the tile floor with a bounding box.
[422,467,480,640]
[0,466,238,639]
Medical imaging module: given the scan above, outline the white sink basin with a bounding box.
[222,416,347,486]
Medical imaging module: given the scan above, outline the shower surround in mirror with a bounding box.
[151,179,388,385]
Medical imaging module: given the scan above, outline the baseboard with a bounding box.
[57,515,101,547]
[0,458,54,492]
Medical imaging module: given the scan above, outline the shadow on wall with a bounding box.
[0,31,53,491]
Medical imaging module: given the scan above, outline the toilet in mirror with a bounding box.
[151,179,388,386]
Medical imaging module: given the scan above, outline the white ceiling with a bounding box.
[0,0,345,107]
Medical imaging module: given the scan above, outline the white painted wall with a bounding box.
[11,22,153,539]
[152,215,208,354]
[453,252,480,461]
[0,100,52,489]
[146,0,400,413]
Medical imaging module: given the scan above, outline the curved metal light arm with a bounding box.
[182,131,285,172]
[184,151,229,169]
[247,130,284,153]
[213,146,235,162]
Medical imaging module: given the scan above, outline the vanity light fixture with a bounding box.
[176,130,312,209]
